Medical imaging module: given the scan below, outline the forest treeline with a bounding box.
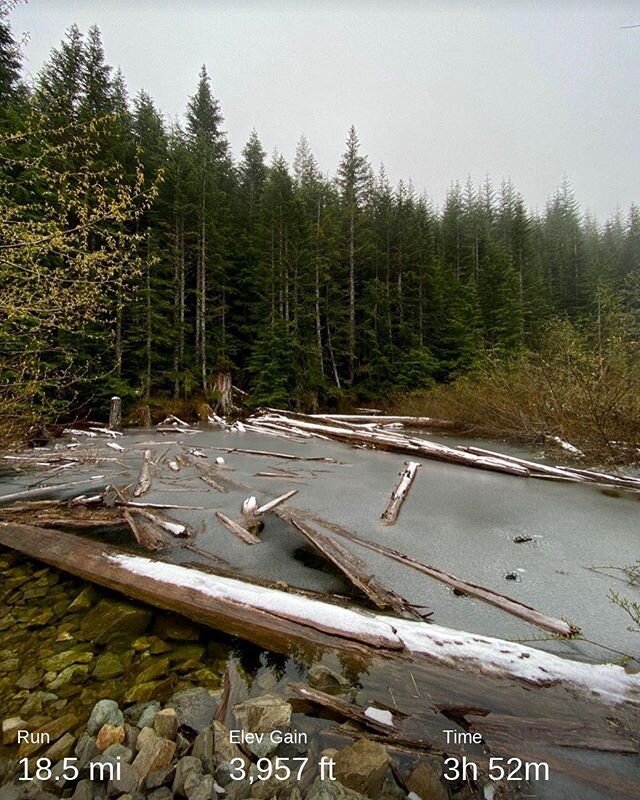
[1,14,639,454]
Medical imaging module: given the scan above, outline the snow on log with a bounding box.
[299,510,577,638]
[381,461,420,524]
[0,523,635,706]
[250,414,529,477]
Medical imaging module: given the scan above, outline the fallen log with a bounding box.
[0,476,106,506]
[133,450,153,497]
[129,508,189,538]
[250,415,530,478]
[0,522,637,705]
[199,475,228,493]
[123,509,166,551]
[255,489,298,516]
[215,511,261,545]
[260,408,457,430]
[293,509,577,638]
[278,510,425,620]
[288,683,398,735]
[381,462,420,524]
[212,447,338,463]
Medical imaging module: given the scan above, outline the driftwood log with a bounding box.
[381,461,420,524]
[133,450,153,497]
[215,511,261,545]
[291,508,577,637]
[278,510,425,620]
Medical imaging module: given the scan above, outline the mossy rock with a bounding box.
[93,652,124,681]
[80,600,152,645]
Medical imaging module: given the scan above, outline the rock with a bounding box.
[124,677,175,705]
[132,736,177,781]
[172,756,204,797]
[102,743,133,764]
[2,717,26,746]
[93,653,124,681]
[170,687,220,732]
[168,645,206,664]
[148,789,173,800]
[109,762,140,795]
[136,726,159,751]
[45,664,90,692]
[153,615,201,642]
[71,779,94,800]
[188,773,214,800]
[125,701,161,729]
[42,732,76,762]
[80,600,152,645]
[307,664,351,695]
[87,699,124,735]
[18,714,79,757]
[137,657,170,684]
[147,786,173,800]
[406,759,448,800]
[123,723,140,750]
[305,779,367,800]
[74,732,99,768]
[15,666,44,690]
[68,586,99,613]
[212,721,247,770]
[96,724,125,751]
[233,695,292,758]
[333,738,390,796]
[25,608,54,627]
[153,708,178,741]
[41,650,93,673]
[149,638,173,655]
[146,765,176,790]
[192,728,214,773]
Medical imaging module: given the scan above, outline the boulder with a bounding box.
[192,728,214,773]
[333,738,390,796]
[153,615,202,642]
[188,773,214,800]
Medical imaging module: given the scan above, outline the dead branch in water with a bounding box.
[215,511,262,545]
[133,450,153,497]
[123,509,166,551]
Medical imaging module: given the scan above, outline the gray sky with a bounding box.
[11,0,640,221]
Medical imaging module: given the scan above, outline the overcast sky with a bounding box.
[10,1,640,221]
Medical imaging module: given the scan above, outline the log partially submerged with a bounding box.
[278,510,426,620]
[288,683,399,736]
[133,450,153,497]
[0,523,637,705]
[292,508,577,637]
[381,461,420,524]
[215,511,261,545]
[250,414,530,478]
[123,509,166,551]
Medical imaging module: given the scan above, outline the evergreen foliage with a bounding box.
[1,15,639,430]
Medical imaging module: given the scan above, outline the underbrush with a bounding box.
[392,308,640,466]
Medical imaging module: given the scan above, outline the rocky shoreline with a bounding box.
[0,550,481,800]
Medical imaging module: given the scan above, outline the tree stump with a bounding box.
[108,396,122,431]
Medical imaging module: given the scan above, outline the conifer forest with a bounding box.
[1,10,639,457]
